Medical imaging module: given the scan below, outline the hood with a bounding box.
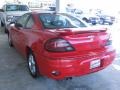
[5,11,31,16]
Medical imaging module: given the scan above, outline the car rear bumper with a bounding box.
[38,49,116,80]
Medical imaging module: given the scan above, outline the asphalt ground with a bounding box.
[0,26,120,90]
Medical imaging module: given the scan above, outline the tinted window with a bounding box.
[39,13,87,29]
[25,16,34,28]
[17,14,30,28]
[6,5,29,11]
[65,14,88,27]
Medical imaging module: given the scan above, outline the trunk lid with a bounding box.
[47,27,109,52]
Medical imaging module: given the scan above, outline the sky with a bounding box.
[64,0,120,14]
[70,0,119,11]
[0,0,120,13]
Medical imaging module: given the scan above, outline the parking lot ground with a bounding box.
[0,28,120,90]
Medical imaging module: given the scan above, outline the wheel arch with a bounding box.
[26,46,40,77]
[26,46,32,57]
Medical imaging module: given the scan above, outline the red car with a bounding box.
[8,12,116,80]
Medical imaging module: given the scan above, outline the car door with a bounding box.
[19,15,35,56]
[12,13,30,56]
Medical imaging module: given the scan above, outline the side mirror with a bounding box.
[15,23,23,29]
[0,9,4,12]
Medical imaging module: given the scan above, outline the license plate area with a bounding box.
[90,59,101,69]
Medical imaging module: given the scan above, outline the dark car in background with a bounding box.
[98,15,115,25]
[76,14,100,25]
[49,6,56,11]
[0,3,30,33]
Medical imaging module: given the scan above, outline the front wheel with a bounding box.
[99,19,104,25]
[27,51,39,78]
[5,27,8,33]
[82,18,89,23]
[1,21,4,27]
[92,22,96,25]
[109,22,113,25]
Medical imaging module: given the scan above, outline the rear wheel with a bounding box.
[27,51,39,78]
[99,19,104,25]
[92,22,96,25]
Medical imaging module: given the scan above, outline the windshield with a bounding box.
[39,13,87,29]
[6,5,29,11]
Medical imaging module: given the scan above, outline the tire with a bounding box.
[5,28,8,33]
[99,19,104,25]
[92,22,96,25]
[82,18,89,23]
[1,21,4,27]
[27,51,39,78]
[8,34,13,47]
[109,22,113,25]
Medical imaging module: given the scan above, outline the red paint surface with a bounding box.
[8,13,116,80]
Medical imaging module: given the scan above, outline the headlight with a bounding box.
[6,15,14,22]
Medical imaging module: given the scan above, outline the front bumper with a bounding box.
[38,49,116,80]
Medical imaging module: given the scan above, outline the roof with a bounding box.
[5,3,27,6]
[31,9,55,14]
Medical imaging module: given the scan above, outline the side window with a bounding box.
[66,15,87,27]
[2,5,6,11]
[25,16,34,29]
[17,14,30,28]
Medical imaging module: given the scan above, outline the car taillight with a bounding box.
[45,38,75,52]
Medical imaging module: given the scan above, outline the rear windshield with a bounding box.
[39,13,87,29]
[6,5,29,11]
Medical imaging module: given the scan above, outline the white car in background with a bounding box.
[0,3,30,33]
